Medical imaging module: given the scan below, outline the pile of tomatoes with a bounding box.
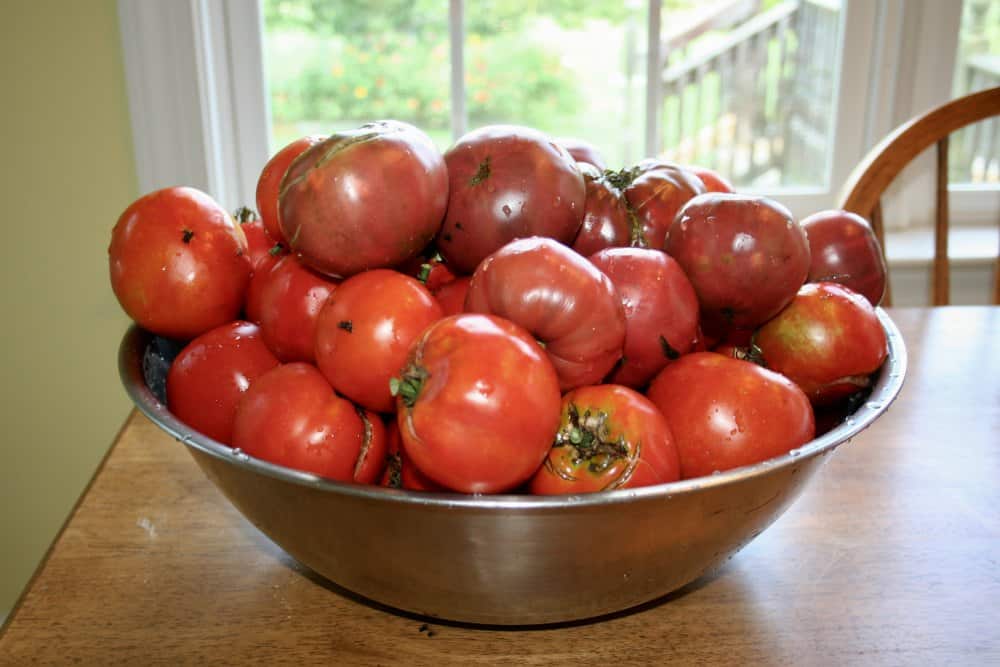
[109,120,890,495]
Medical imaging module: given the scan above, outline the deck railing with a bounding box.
[658,0,839,187]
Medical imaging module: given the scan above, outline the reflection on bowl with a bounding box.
[118,310,906,625]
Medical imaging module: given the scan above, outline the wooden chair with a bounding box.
[837,86,1000,306]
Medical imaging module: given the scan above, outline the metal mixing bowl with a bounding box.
[118,309,906,625]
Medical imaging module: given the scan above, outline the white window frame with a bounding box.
[118,0,991,225]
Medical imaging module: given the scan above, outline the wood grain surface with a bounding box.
[2,307,999,665]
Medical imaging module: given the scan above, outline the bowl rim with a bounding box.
[118,308,907,511]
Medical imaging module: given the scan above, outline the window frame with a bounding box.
[118,0,988,224]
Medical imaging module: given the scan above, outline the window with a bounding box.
[118,0,989,224]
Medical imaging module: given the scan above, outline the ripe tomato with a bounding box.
[530,384,680,494]
[396,248,458,291]
[647,352,815,479]
[753,282,888,405]
[555,136,608,171]
[255,134,324,245]
[109,186,251,340]
[464,237,626,390]
[233,206,280,272]
[801,209,887,306]
[394,314,562,493]
[612,160,706,249]
[166,320,279,444]
[314,269,443,413]
[687,165,734,193]
[245,254,339,362]
[432,275,471,316]
[436,125,586,274]
[232,363,387,483]
[380,420,444,492]
[666,193,810,336]
[589,247,700,388]
[571,163,632,256]
[279,121,447,278]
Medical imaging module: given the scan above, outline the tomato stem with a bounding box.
[390,364,429,409]
[233,206,257,223]
[555,404,628,473]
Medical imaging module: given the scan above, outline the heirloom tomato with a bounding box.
[571,163,632,256]
[393,314,562,494]
[314,269,443,413]
[530,384,680,495]
[436,125,586,274]
[432,275,472,317]
[109,186,251,340]
[279,121,447,278]
[687,165,734,193]
[380,420,444,492]
[802,209,887,306]
[244,254,339,363]
[464,237,626,390]
[666,193,810,336]
[554,136,608,170]
[255,135,324,245]
[753,282,888,405]
[232,363,387,483]
[589,247,700,388]
[233,206,279,272]
[166,320,279,444]
[647,352,815,479]
[610,160,705,249]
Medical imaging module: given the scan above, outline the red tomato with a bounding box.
[554,136,608,171]
[314,269,443,413]
[245,254,339,362]
[589,247,700,388]
[436,125,586,274]
[530,384,680,494]
[109,186,251,340]
[396,248,459,291]
[232,363,387,483]
[255,135,324,245]
[647,352,815,479]
[432,275,471,316]
[571,163,632,256]
[279,121,447,278]
[380,420,444,492]
[613,160,706,249]
[753,282,888,405]
[687,165,734,193]
[666,193,810,336]
[233,206,280,272]
[464,237,626,390]
[166,320,279,443]
[394,314,562,494]
[802,209,887,306]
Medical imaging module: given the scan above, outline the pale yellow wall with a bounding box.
[0,1,137,615]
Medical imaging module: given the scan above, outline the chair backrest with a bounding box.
[837,86,1000,306]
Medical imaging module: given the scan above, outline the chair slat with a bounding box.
[933,137,950,306]
[871,200,891,306]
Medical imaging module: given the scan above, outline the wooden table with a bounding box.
[2,307,998,664]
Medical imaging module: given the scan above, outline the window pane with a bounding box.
[461,2,647,169]
[261,0,451,152]
[951,0,1000,184]
[658,0,843,190]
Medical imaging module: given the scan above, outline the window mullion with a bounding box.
[644,0,662,157]
[449,0,467,141]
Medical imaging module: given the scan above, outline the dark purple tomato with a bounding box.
[436,125,586,275]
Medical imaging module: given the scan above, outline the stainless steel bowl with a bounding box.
[118,309,906,625]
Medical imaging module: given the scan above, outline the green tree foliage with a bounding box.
[263,0,638,133]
